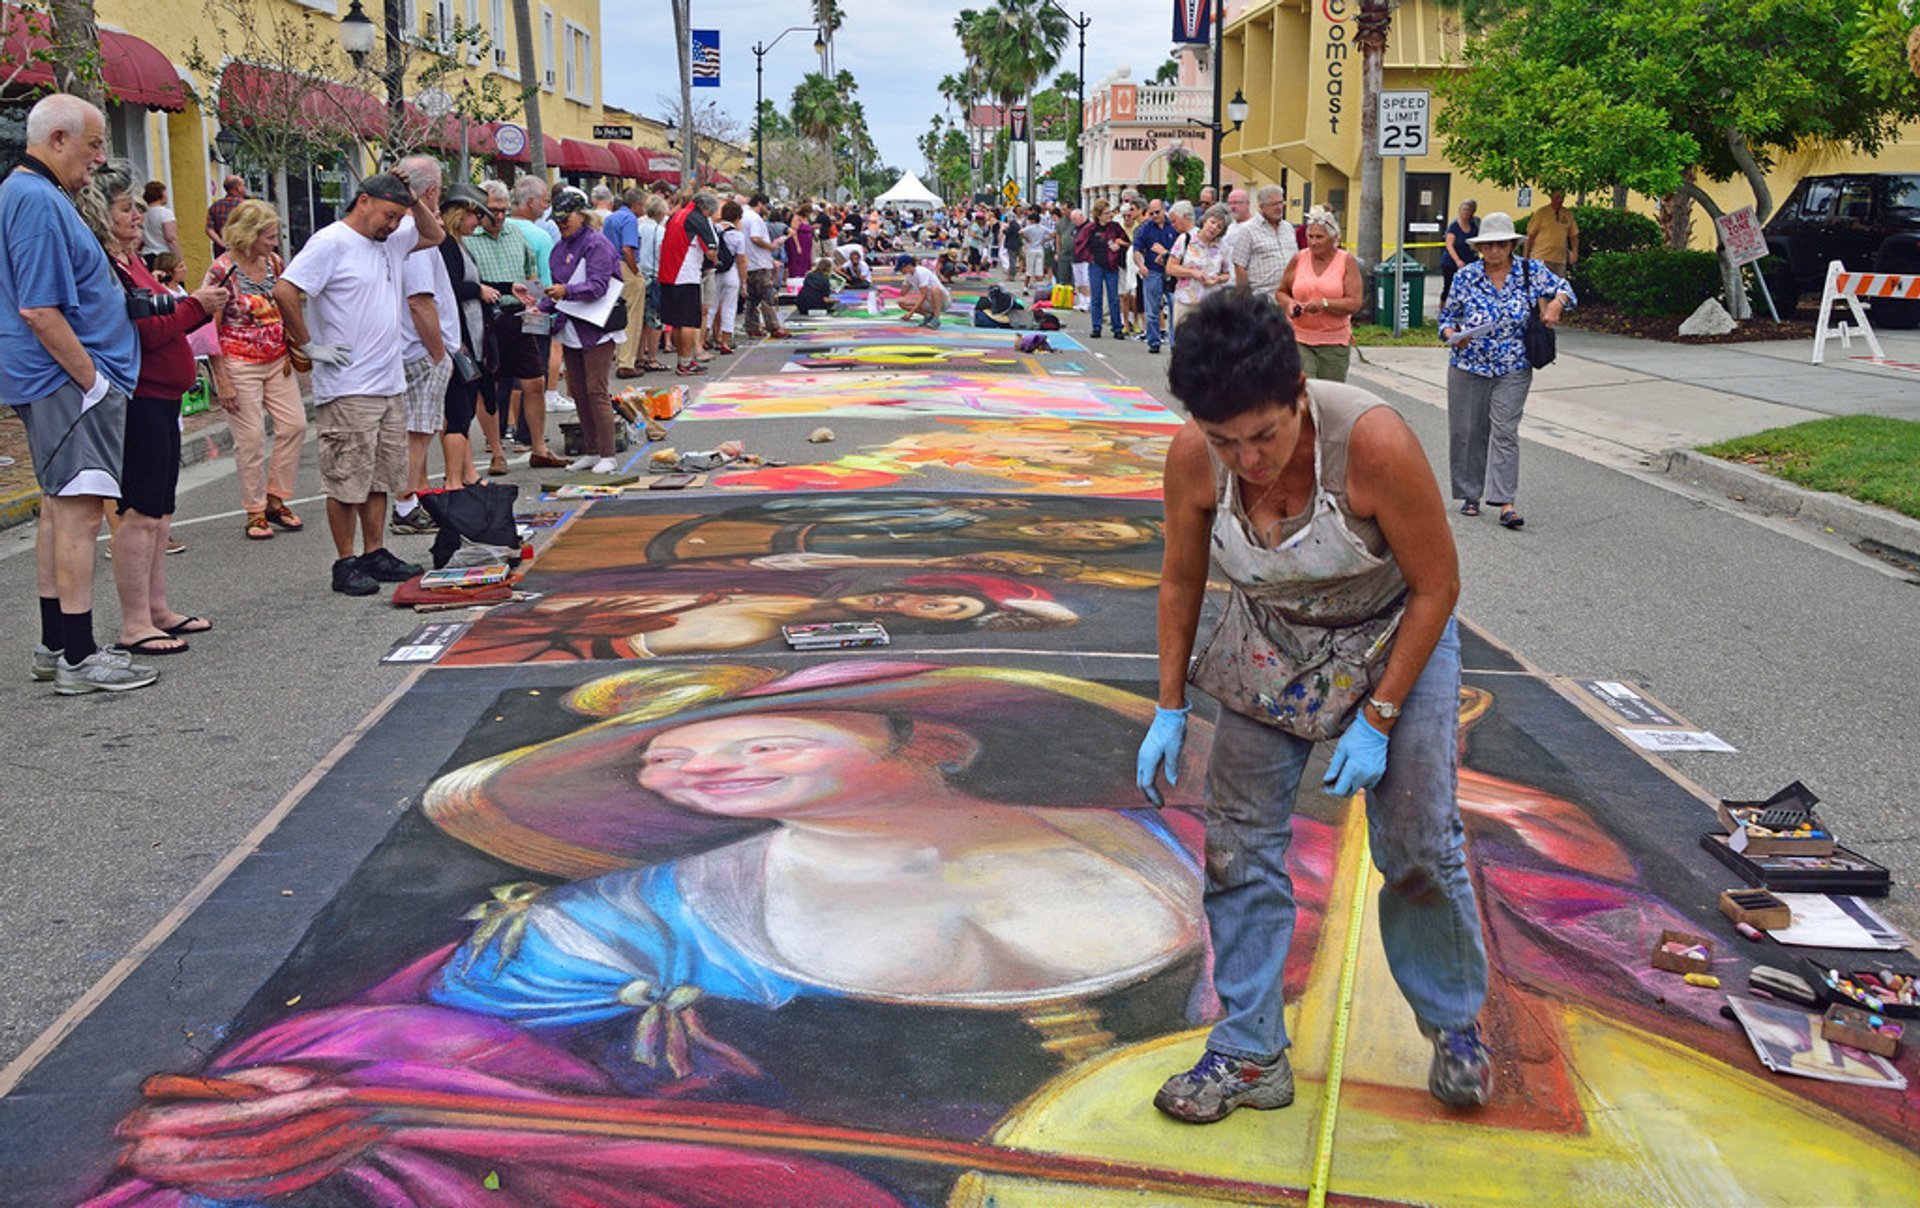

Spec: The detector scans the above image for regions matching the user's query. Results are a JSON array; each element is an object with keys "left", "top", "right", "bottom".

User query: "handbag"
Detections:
[
  {"left": 1521, "top": 256, "right": 1557, "bottom": 369},
  {"left": 450, "top": 348, "right": 482, "bottom": 383}
]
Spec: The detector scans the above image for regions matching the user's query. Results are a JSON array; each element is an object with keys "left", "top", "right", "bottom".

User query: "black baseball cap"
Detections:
[{"left": 355, "top": 173, "right": 415, "bottom": 207}]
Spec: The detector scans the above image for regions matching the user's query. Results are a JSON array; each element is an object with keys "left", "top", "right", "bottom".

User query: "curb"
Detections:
[
  {"left": 0, "top": 417, "right": 238, "bottom": 535},
  {"left": 1662, "top": 448, "right": 1920, "bottom": 560}
]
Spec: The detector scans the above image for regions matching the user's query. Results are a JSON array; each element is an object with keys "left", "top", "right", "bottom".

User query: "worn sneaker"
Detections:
[
  {"left": 31, "top": 643, "right": 61, "bottom": 682},
  {"left": 390, "top": 507, "right": 438, "bottom": 534},
  {"left": 567, "top": 454, "right": 597, "bottom": 471},
  {"left": 332, "top": 555, "right": 381, "bottom": 596},
  {"left": 1421, "top": 1022, "right": 1493, "bottom": 1107},
  {"left": 589, "top": 457, "right": 617, "bottom": 475},
  {"left": 54, "top": 648, "right": 159, "bottom": 695},
  {"left": 358, "top": 547, "right": 424, "bottom": 583},
  {"left": 1153, "top": 1049, "right": 1293, "bottom": 1123}
]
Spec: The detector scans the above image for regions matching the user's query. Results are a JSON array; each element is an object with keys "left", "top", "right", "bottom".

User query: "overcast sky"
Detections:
[{"left": 600, "top": 0, "right": 1185, "bottom": 175}]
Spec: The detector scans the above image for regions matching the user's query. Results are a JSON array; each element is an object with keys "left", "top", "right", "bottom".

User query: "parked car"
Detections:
[{"left": 1763, "top": 173, "right": 1920, "bottom": 327}]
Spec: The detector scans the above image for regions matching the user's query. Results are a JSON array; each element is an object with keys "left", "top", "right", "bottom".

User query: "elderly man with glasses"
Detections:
[{"left": 466, "top": 180, "right": 565, "bottom": 472}]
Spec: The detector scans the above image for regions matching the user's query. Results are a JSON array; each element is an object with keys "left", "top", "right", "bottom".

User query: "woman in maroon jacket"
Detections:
[{"left": 86, "top": 163, "right": 228, "bottom": 655}]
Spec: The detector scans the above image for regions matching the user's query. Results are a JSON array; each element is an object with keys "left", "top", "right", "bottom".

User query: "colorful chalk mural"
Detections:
[
  {"left": 709, "top": 418, "right": 1177, "bottom": 497},
  {"left": 63, "top": 660, "right": 1920, "bottom": 1206},
  {"left": 440, "top": 495, "right": 1168, "bottom": 665},
  {"left": 682, "top": 373, "right": 1173, "bottom": 422},
  {"left": 781, "top": 344, "right": 1087, "bottom": 378}
]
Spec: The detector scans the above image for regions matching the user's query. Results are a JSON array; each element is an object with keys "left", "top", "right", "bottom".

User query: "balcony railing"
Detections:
[{"left": 1134, "top": 85, "right": 1211, "bottom": 123}]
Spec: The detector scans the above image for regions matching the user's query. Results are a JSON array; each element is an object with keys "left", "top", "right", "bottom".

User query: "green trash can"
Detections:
[{"left": 1371, "top": 252, "right": 1428, "bottom": 328}]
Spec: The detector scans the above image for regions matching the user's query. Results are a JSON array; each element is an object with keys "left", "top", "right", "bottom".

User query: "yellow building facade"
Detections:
[
  {"left": 84, "top": 0, "right": 614, "bottom": 281},
  {"left": 1220, "top": 0, "right": 1920, "bottom": 267}
]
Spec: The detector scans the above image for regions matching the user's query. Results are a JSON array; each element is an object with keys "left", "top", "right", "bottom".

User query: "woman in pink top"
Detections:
[{"left": 1277, "top": 208, "right": 1364, "bottom": 382}]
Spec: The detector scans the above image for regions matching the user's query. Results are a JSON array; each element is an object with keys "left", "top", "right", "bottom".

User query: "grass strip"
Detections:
[{"left": 1701, "top": 415, "right": 1920, "bottom": 520}]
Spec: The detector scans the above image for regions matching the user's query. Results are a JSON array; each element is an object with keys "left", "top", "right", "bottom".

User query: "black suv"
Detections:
[{"left": 1763, "top": 173, "right": 1920, "bottom": 326}]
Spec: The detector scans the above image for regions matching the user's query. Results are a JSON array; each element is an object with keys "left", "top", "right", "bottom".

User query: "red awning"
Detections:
[
  {"left": 606, "top": 142, "right": 647, "bottom": 180},
  {"left": 1, "top": 8, "right": 188, "bottom": 111},
  {"left": 642, "top": 154, "right": 682, "bottom": 184},
  {"left": 217, "top": 62, "right": 387, "bottom": 140},
  {"left": 558, "top": 137, "right": 617, "bottom": 175}
]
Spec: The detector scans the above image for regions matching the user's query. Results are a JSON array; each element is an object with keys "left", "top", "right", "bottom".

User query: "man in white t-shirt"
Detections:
[
  {"left": 895, "top": 254, "right": 949, "bottom": 329},
  {"left": 740, "top": 193, "right": 789, "bottom": 339},
  {"left": 1020, "top": 209, "right": 1050, "bottom": 288},
  {"left": 274, "top": 171, "right": 446, "bottom": 596}
]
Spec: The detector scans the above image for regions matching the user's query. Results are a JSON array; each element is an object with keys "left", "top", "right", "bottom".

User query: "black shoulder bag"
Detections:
[{"left": 1521, "top": 256, "right": 1557, "bottom": 369}]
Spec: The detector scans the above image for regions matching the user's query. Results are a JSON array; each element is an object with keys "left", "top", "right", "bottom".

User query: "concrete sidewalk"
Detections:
[{"left": 1350, "top": 326, "right": 1920, "bottom": 558}]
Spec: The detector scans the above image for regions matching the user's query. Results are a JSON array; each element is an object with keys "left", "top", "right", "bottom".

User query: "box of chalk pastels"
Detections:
[
  {"left": 1698, "top": 833, "right": 1891, "bottom": 897},
  {"left": 1715, "top": 780, "right": 1835, "bottom": 856},
  {"left": 1820, "top": 1004, "right": 1903, "bottom": 1058},
  {"left": 1651, "top": 929, "right": 1714, "bottom": 976}
]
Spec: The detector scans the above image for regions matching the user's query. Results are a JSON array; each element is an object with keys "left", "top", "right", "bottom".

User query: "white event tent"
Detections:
[{"left": 873, "top": 171, "right": 943, "bottom": 209}]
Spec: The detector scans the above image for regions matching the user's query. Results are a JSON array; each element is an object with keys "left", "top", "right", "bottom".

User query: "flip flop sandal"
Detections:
[
  {"left": 1499, "top": 508, "right": 1526, "bottom": 530},
  {"left": 164, "top": 616, "right": 213, "bottom": 636},
  {"left": 123, "top": 634, "right": 189, "bottom": 655},
  {"left": 1460, "top": 499, "right": 1481, "bottom": 517},
  {"left": 265, "top": 506, "right": 303, "bottom": 532}
]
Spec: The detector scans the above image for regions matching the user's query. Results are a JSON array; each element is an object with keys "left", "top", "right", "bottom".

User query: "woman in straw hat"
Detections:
[{"left": 1437, "top": 210, "right": 1575, "bottom": 530}]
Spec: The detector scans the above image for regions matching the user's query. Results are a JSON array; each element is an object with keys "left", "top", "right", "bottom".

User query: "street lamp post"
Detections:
[
  {"left": 753, "top": 25, "right": 825, "bottom": 195},
  {"left": 1041, "top": 2, "right": 1088, "bottom": 206},
  {"left": 339, "top": 0, "right": 405, "bottom": 161}
]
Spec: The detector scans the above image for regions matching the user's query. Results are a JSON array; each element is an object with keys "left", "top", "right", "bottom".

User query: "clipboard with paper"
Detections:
[{"left": 554, "top": 257, "right": 621, "bottom": 328}]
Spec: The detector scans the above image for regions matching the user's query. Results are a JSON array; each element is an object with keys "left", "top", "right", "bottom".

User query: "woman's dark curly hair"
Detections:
[{"left": 1166, "top": 288, "right": 1305, "bottom": 422}]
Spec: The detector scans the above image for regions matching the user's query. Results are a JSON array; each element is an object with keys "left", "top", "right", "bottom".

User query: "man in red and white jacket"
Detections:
[{"left": 655, "top": 192, "right": 719, "bottom": 376}]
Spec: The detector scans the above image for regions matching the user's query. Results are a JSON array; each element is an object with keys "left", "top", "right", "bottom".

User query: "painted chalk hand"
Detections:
[
  {"left": 114, "top": 1065, "right": 382, "bottom": 1199},
  {"left": 1136, "top": 704, "right": 1191, "bottom": 809},
  {"left": 301, "top": 343, "right": 354, "bottom": 368},
  {"left": 1322, "top": 714, "right": 1389, "bottom": 796}
]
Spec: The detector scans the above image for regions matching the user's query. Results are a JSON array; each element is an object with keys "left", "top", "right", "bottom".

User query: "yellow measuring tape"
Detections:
[{"left": 1307, "top": 808, "right": 1374, "bottom": 1208}]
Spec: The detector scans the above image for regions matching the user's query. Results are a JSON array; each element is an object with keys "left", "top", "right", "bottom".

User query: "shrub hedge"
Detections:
[{"left": 1580, "top": 249, "right": 1725, "bottom": 316}]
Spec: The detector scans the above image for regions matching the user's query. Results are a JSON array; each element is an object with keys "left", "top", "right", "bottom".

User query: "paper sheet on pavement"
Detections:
[{"left": 1770, "top": 893, "right": 1911, "bottom": 950}]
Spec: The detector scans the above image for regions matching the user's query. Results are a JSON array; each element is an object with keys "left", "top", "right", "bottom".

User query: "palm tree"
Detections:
[
  {"left": 791, "top": 71, "right": 842, "bottom": 194},
  {"left": 1354, "top": 0, "right": 1394, "bottom": 290},
  {"left": 811, "top": 0, "right": 844, "bottom": 76},
  {"left": 969, "top": 0, "right": 1069, "bottom": 203}
]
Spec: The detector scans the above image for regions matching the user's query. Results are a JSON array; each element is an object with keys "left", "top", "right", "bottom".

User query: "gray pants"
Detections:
[{"left": 1447, "top": 364, "right": 1531, "bottom": 504}]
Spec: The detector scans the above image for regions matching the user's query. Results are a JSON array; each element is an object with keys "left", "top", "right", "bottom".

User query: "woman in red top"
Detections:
[
  {"left": 204, "top": 199, "right": 307, "bottom": 540},
  {"left": 83, "top": 163, "right": 228, "bottom": 654}
]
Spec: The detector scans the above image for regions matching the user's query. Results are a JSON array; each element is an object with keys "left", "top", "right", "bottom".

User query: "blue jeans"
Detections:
[
  {"left": 1144, "top": 271, "right": 1166, "bottom": 348},
  {"left": 1088, "top": 262, "right": 1121, "bottom": 335},
  {"left": 1201, "top": 619, "right": 1487, "bottom": 1061}
]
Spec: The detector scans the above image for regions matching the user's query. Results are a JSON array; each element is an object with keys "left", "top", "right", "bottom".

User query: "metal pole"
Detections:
[
  {"left": 382, "top": 0, "right": 404, "bottom": 161},
  {"left": 1393, "top": 156, "right": 1405, "bottom": 335},
  {"left": 1074, "top": 11, "right": 1087, "bottom": 207},
  {"left": 1208, "top": 0, "right": 1223, "bottom": 197},
  {"left": 755, "top": 46, "right": 765, "bottom": 195},
  {"left": 458, "top": 115, "right": 470, "bottom": 182}
]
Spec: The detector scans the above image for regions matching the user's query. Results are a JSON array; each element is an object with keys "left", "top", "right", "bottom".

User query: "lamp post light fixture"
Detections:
[
  {"left": 752, "top": 25, "right": 824, "bottom": 195},
  {"left": 338, "top": 0, "right": 406, "bottom": 156},
  {"left": 339, "top": 0, "right": 376, "bottom": 67},
  {"left": 212, "top": 125, "right": 241, "bottom": 164}
]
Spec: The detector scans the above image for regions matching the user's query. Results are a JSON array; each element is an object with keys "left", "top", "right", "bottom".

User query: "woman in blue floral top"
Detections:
[{"left": 1437, "top": 211, "right": 1574, "bottom": 529}]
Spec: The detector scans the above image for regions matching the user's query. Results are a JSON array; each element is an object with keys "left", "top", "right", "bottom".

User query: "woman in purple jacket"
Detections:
[{"left": 517, "top": 189, "right": 622, "bottom": 474}]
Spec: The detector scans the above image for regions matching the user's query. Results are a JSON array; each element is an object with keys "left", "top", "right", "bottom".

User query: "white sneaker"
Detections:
[
  {"left": 546, "top": 390, "right": 575, "bottom": 413},
  {"left": 590, "top": 457, "right": 617, "bottom": 475},
  {"left": 567, "top": 455, "right": 597, "bottom": 471},
  {"left": 54, "top": 648, "right": 159, "bottom": 695}
]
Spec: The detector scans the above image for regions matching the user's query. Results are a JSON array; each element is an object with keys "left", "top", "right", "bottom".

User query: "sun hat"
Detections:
[
  {"left": 420, "top": 660, "right": 1209, "bottom": 877},
  {"left": 1466, "top": 211, "right": 1523, "bottom": 244},
  {"left": 550, "top": 187, "right": 592, "bottom": 216},
  {"left": 441, "top": 183, "right": 486, "bottom": 214}
]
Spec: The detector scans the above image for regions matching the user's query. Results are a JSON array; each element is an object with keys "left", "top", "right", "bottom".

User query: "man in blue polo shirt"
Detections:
[
  {"left": 0, "top": 93, "right": 153, "bottom": 695},
  {"left": 1132, "top": 197, "right": 1176, "bottom": 354}
]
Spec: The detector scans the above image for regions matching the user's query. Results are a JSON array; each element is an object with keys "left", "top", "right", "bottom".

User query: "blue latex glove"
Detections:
[
  {"left": 1136, "top": 704, "right": 1191, "bottom": 808},
  {"left": 1322, "top": 714, "right": 1390, "bottom": 797}
]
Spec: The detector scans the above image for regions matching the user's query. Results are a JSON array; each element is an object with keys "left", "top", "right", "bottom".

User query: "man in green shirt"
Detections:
[{"left": 466, "top": 180, "right": 564, "bottom": 469}]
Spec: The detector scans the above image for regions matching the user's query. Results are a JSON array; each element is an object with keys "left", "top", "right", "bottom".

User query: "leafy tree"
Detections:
[
  {"left": 967, "top": 0, "right": 1068, "bottom": 200},
  {"left": 1149, "top": 57, "right": 1180, "bottom": 85},
  {"left": 1433, "top": 0, "right": 1920, "bottom": 318},
  {"left": 754, "top": 98, "right": 793, "bottom": 140},
  {"left": 1, "top": 2, "right": 104, "bottom": 105}
]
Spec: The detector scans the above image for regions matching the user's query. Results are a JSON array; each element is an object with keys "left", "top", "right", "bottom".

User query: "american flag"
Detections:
[{"left": 691, "top": 29, "right": 720, "bottom": 87}]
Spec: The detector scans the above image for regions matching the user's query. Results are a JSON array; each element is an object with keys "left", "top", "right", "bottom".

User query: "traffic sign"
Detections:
[
  {"left": 1377, "top": 90, "right": 1429, "bottom": 158},
  {"left": 1003, "top": 179, "right": 1020, "bottom": 203},
  {"left": 1039, "top": 180, "right": 1058, "bottom": 203},
  {"left": 494, "top": 122, "right": 528, "bottom": 158},
  {"left": 1716, "top": 205, "right": 1769, "bottom": 267}
]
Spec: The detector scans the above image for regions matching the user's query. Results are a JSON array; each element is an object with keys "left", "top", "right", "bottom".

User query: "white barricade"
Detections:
[{"left": 1810, "top": 260, "right": 1920, "bottom": 364}]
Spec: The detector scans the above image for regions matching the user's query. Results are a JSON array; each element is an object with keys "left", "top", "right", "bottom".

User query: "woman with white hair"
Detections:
[
  {"left": 1166, "top": 202, "right": 1233, "bottom": 336},
  {"left": 1277, "top": 207, "right": 1364, "bottom": 382}
]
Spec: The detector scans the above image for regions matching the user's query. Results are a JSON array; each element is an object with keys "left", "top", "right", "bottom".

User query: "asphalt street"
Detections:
[{"left": 3, "top": 314, "right": 1917, "bottom": 1077}]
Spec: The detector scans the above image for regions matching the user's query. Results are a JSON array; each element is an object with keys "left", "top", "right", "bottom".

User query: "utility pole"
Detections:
[{"left": 512, "top": 0, "right": 545, "bottom": 179}]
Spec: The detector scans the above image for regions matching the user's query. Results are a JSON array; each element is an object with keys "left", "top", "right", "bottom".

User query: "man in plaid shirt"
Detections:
[{"left": 1230, "top": 184, "right": 1299, "bottom": 300}]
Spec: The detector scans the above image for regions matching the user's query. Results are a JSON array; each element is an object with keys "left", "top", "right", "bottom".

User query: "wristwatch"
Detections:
[{"left": 1368, "top": 696, "right": 1402, "bottom": 720}]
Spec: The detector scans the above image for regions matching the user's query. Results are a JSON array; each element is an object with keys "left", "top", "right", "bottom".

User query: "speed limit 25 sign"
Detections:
[{"left": 1378, "top": 90, "right": 1429, "bottom": 157}]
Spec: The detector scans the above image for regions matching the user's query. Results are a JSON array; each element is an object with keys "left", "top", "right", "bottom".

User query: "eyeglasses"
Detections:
[{"left": 485, "top": 207, "right": 508, "bottom": 217}]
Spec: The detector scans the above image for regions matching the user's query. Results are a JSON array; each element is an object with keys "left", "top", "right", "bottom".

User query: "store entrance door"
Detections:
[{"left": 1404, "top": 172, "right": 1450, "bottom": 273}]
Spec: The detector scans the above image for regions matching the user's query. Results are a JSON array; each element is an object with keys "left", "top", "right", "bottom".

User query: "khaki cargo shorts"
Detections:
[{"left": 315, "top": 392, "right": 406, "bottom": 504}]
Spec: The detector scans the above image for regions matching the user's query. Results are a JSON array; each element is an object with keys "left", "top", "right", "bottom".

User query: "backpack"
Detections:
[{"left": 713, "top": 226, "right": 737, "bottom": 274}]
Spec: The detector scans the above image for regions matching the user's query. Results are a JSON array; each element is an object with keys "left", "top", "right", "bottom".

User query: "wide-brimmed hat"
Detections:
[
  {"left": 440, "top": 183, "right": 486, "bottom": 214},
  {"left": 1467, "top": 212, "right": 1523, "bottom": 244},
  {"left": 421, "top": 660, "right": 1210, "bottom": 878}
]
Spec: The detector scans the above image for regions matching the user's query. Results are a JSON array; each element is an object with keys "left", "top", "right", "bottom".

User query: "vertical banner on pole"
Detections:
[
  {"left": 1172, "top": 0, "right": 1212, "bottom": 44},
  {"left": 1008, "top": 106, "right": 1028, "bottom": 142},
  {"left": 691, "top": 30, "right": 721, "bottom": 87}
]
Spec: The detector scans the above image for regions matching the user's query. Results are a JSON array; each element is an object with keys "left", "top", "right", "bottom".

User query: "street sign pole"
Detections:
[{"left": 1378, "top": 89, "right": 1429, "bottom": 336}]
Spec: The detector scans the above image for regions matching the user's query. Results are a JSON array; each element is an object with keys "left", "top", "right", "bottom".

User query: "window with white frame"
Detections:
[
  {"left": 490, "top": 0, "right": 512, "bottom": 75},
  {"left": 563, "top": 22, "right": 591, "bottom": 103},
  {"left": 465, "top": 0, "right": 481, "bottom": 63},
  {"left": 430, "top": 0, "right": 452, "bottom": 49},
  {"left": 541, "top": 8, "right": 555, "bottom": 92}
]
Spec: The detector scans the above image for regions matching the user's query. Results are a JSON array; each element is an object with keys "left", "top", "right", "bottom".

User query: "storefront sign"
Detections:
[
  {"left": 1322, "top": 0, "right": 1350, "bottom": 135},
  {"left": 593, "top": 124, "right": 633, "bottom": 141},
  {"left": 493, "top": 123, "right": 527, "bottom": 158}
]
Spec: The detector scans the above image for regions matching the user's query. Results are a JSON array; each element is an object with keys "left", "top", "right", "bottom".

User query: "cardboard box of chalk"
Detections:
[
  {"left": 1651, "top": 928, "right": 1714, "bottom": 975},
  {"left": 1821, "top": 1004, "right": 1901, "bottom": 1058},
  {"left": 1718, "top": 888, "right": 1792, "bottom": 931},
  {"left": 1715, "top": 801, "right": 1836, "bottom": 856}
]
